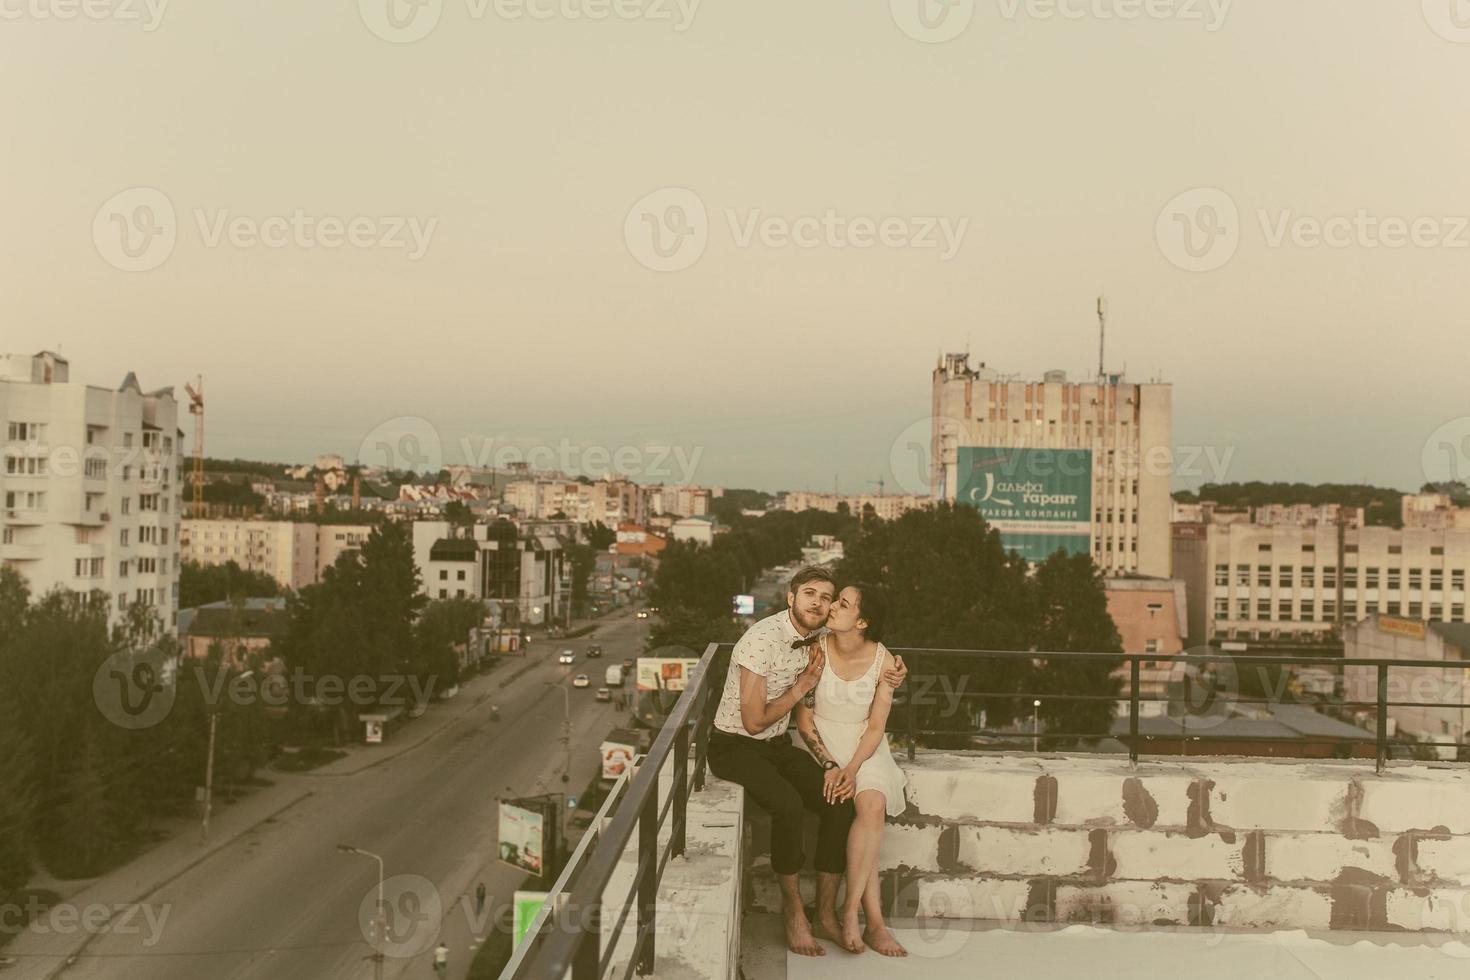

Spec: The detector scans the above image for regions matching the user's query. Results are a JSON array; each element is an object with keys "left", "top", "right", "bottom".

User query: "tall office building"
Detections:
[
  {"left": 0, "top": 351, "right": 183, "bottom": 633},
  {"left": 930, "top": 353, "right": 1173, "bottom": 577}
]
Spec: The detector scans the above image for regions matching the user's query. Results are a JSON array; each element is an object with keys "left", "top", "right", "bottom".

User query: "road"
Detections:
[{"left": 47, "top": 611, "right": 651, "bottom": 980}]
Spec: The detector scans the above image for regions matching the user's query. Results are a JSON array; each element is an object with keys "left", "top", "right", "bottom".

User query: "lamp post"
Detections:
[
  {"left": 337, "top": 844, "right": 386, "bottom": 980},
  {"left": 1032, "top": 699, "right": 1042, "bottom": 754},
  {"left": 202, "top": 668, "right": 253, "bottom": 843},
  {"left": 543, "top": 680, "right": 572, "bottom": 783}
]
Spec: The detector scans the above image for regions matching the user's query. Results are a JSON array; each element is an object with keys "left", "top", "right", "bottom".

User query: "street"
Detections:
[{"left": 17, "top": 611, "right": 650, "bottom": 980}]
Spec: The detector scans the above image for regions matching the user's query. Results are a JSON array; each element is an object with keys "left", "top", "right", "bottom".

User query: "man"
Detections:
[
  {"left": 707, "top": 566, "right": 906, "bottom": 957},
  {"left": 432, "top": 940, "right": 449, "bottom": 978}
]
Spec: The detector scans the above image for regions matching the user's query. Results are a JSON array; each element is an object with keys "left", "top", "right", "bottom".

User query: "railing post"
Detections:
[
  {"left": 1129, "top": 657, "right": 1140, "bottom": 770},
  {"left": 672, "top": 719, "right": 690, "bottom": 858},
  {"left": 1376, "top": 663, "right": 1389, "bottom": 774},
  {"left": 906, "top": 652, "right": 917, "bottom": 762},
  {"left": 637, "top": 762, "right": 659, "bottom": 975},
  {"left": 571, "top": 900, "right": 600, "bottom": 980}
]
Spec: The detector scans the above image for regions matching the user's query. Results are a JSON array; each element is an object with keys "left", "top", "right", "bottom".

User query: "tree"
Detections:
[
  {"left": 444, "top": 500, "right": 475, "bottom": 532},
  {"left": 584, "top": 521, "right": 616, "bottom": 552},
  {"left": 179, "top": 560, "right": 280, "bottom": 609},
  {"left": 0, "top": 692, "right": 36, "bottom": 898},
  {"left": 1027, "top": 552, "right": 1123, "bottom": 746},
  {"left": 410, "top": 597, "right": 485, "bottom": 700}
]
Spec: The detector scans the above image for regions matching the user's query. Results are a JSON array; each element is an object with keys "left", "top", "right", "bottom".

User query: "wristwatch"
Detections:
[{"left": 822, "top": 761, "right": 839, "bottom": 771}]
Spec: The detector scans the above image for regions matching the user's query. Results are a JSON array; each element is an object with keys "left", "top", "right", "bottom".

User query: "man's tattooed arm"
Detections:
[{"left": 794, "top": 701, "right": 836, "bottom": 766}]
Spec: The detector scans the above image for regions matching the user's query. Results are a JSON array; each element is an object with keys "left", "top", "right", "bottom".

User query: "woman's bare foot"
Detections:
[
  {"left": 839, "top": 913, "right": 865, "bottom": 954},
  {"left": 812, "top": 916, "right": 843, "bottom": 946},
  {"left": 785, "top": 908, "right": 825, "bottom": 957},
  {"left": 864, "top": 926, "right": 908, "bottom": 957}
]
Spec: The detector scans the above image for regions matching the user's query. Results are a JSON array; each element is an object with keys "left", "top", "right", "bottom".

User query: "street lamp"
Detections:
[
  {"left": 202, "top": 669, "right": 253, "bottom": 843},
  {"left": 542, "top": 680, "right": 573, "bottom": 783},
  {"left": 1032, "top": 699, "right": 1042, "bottom": 754},
  {"left": 337, "top": 844, "right": 386, "bottom": 980}
]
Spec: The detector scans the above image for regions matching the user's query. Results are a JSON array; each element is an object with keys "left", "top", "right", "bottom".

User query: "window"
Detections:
[
  {"left": 1365, "top": 601, "right": 1378, "bottom": 615},
  {"left": 1432, "top": 546, "right": 1445, "bottom": 556},
  {"left": 121, "top": 498, "right": 131, "bottom": 515},
  {"left": 1366, "top": 568, "right": 1379, "bottom": 589},
  {"left": 1430, "top": 604, "right": 1443, "bottom": 620},
  {"left": 1410, "top": 569, "right": 1423, "bottom": 590},
  {"left": 1144, "top": 639, "right": 1160, "bottom": 653},
  {"left": 119, "top": 560, "right": 129, "bottom": 578},
  {"left": 1454, "top": 570, "right": 1465, "bottom": 591},
  {"left": 438, "top": 589, "right": 447, "bottom": 599},
  {"left": 1389, "top": 545, "right": 1402, "bottom": 555},
  {"left": 117, "top": 592, "right": 126, "bottom": 611},
  {"left": 1301, "top": 600, "right": 1315, "bottom": 620},
  {"left": 1279, "top": 600, "right": 1292, "bottom": 619},
  {"left": 1280, "top": 567, "right": 1294, "bottom": 587},
  {"left": 456, "top": 589, "right": 466, "bottom": 598},
  {"left": 1236, "top": 600, "right": 1249, "bottom": 619},
  {"left": 1214, "top": 564, "right": 1229, "bottom": 587},
  {"left": 1302, "top": 567, "right": 1316, "bottom": 588},
  {"left": 4, "top": 491, "right": 46, "bottom": 511},
  {"left": 456, "top": 570, "right": 466, "bottom": 581},
  {"left": 1257, "top": 565, "right": 1272, "bottom": 587},
  {"left": 142, "top": 431, "right": 160, "bottom": 450},
  {"left": 161, "top": 529, "right": 168, "bottom": 545},
  {"left": 6, "top": 422, "right": 45, "bottom": 442},
  {"left": 1214, "top": 599, "right": 1228, "bottom": 620},
  {"left": 1409, "top": 602, "right": 1423, "bottom": 617},
  {"left": 1259, "top": 543, "right": 1273, "bottom": 552},
  {"left": 439, "top": 570, "right": 447, "bottom": 581},
  {"left": 140, "top": 494, "right": 159, "bottom": 511},
  {"left": 123, "top": 433, "right": 133, "bottom": 448},
  {"left": 1323, "top": 567, "right": 1337, "bottom": 589},
  {"left": 1257, "top": 599, "right": 1272, "bottom": 620},
  {"left": 1323, "top": 600, "right": 1337, "bottom": 619},
  {"left": 1302, "top": 543, "right": 1315, "bottom": 553},
  {"left": 1346, "top": 544, "right": 1359, "bottom": 554},
  {"left": 73, "top": 558, "right": 103, "bottom": 578},
  {"left": 1236, "top": 564, "right": 1250, "bottom": 587},
  {"left": 1344, "top": 569, "right": 1358, "bottom": 588},
  {"left": 120, "top": 529, "right": 129, "bottom": 546},
  {"left": 84, "top": 458, "right": 107, "bottom": 479},
  {"left": 4, "top": 455, "right": 47, "bottom": 476},
  {"left": 1431, "top": 569, "right": 1444, "bottom": 590},
  {"left": 1388, "top": 568, "right": 1401, "bottom": 589},
  {"left": 1454, "top": 604, "right": 1466, "bottom": 621}
]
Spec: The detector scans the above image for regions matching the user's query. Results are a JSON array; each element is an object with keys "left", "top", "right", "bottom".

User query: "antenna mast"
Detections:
[{"left": 1097, "top": 295, "right": 1107, "bottom": 381}]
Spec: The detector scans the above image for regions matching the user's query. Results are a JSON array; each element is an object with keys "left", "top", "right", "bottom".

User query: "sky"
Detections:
[{"left": 2, "top": 0, "right": 1468, "bottom": 494}]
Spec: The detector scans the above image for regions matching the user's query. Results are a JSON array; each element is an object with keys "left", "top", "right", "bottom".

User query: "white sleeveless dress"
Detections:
[{"left": 805, "top": 639, "right": 908, "bottom": 817}]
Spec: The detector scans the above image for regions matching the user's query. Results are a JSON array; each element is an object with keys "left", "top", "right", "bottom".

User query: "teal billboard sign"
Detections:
[{"left": 956, "top": 447, "right": 1093, "bottom": 562}]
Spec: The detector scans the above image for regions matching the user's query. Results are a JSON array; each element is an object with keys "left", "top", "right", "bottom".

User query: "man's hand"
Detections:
[
  {"left": 795, "top": 647, "right": 825, "bottom": 697},
  {"left": 882, "top": 655, "right": 908, "bottom": 690},
  {"left": 823, "top": 766, "right": 854, "bottom": 804}
]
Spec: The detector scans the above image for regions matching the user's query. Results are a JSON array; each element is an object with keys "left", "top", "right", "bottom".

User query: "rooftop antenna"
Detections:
[{"left": 1096, "top": 295, "right": 1107, "bottom": 382}]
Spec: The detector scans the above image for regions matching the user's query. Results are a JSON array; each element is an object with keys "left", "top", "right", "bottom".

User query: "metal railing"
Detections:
[
  {"left": 502, "top": 642, "right": 728, "bottom": 980},
  {"left": 889, "top": 647, "right": 1470, "bottom": 773},
  {"left": 502, "top": 641, "right": 1464, "bottom": 977}
]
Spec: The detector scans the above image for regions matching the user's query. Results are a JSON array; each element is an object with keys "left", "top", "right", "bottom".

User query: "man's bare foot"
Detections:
[
  {"left": 838, "top": 914, "right": 865, "bottom": 954},
  {"left": 864, "top": 926, "right": 908, "bottom": 957},
  {"left": 812, "top": 917, "right": 843, "bottom": 945},
  {"left": 785, "top": 909, "right": 825, "bottom": 957}
]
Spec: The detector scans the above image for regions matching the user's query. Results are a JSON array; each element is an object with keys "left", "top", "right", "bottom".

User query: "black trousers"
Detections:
[{"left": 707, "top": 728, "right": 854, "bottom": 876}]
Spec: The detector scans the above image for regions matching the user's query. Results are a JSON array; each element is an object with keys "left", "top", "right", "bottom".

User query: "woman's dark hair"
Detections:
[
  {"left": 848, "top": 583, "right": 889, "bottom": 643},
  {"left": 788, "top": 565, "right": 836, "bottom": 594}
]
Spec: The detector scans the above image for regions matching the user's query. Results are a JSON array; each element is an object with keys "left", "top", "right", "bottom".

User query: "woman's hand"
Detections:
[
  {"left": 824, "top": 766, "right": 855, "bottom": 804},
  {"left": 882, "top": 655, "right": 908, "bottom": 690}
]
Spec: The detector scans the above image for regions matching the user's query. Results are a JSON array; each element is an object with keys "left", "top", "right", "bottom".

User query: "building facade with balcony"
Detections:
[{"left": 0, "top": 351, "right": 182, "bottom": 633}]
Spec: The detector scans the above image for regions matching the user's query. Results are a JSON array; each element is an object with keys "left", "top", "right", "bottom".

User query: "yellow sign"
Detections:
[{"left": 1379, "top": 616, "right": 1425, "bottom": 640}]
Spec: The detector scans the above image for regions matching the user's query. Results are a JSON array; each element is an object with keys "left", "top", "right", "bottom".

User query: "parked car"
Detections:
[
  {"left": 595, "top": 687, "right": 611, "bottom": 702},
  {"left": 572, "top": 674, "right": 591, "bottom": 688},
  {"left": 605, "top": 665, "right": 625, "bottom": 686},
  {"left": 558, "top": 650, "right": 575, "bottom": 665},
  {"left": 586, "top": 645, "right": 603, "bottom": 658}
]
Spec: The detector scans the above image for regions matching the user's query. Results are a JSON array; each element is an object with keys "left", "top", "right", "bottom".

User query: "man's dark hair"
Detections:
[
  {"left": 847, "top": 583, "right": 889, "bottom": 643},
  {"left": 788, "top": 565, "right": 836, "bottom": 595}
]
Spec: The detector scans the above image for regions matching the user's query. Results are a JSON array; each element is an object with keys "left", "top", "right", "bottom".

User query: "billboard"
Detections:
[
  {"left": 636, "top": 657, "right": 700, "bottom": 692},
  {"left": 601, "top": 732, "right": 638, "bottom": 781},
  {"left": 956, "top": 447, "right": 1093, "bottom": 562},
  {"left": 512, "top": 891, "right": 550, "bottom": 949},
  {"left": 498, "top": 799, "right": 546, "bottom": 875}
]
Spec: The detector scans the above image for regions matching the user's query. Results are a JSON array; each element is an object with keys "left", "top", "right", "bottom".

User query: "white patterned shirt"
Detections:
[{"left": 713, "top": 610, "right": 817, "bottom": 740}]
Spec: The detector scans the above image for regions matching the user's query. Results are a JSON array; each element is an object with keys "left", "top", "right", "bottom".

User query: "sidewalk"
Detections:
[{"left": 0, "top": 610, "right": 625, "bottom": 979}]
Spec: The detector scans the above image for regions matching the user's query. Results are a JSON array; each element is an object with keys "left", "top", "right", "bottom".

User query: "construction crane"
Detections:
[
  {"left": 184, "top": 377, "right": 204, "bottom": 517},
  {"left": 867, "top": 477, "right": 886, "bottom": 497}
]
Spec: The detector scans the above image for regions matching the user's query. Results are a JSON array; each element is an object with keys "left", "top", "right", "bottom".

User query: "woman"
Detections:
[{"left": 794, "top": 583, "right": 908, "bottom": 956}]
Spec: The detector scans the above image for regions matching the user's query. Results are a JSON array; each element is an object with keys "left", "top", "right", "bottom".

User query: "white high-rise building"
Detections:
[
  {"left": 0, "top": 351, "right": 183, "bottom": 633},
  {"left": 930, "top": 353, "right": 1173, "bottom": 577}
]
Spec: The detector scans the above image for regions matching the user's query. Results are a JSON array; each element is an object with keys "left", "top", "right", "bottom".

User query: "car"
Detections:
[
  {"left": 586, "top": 645, "right": 603, "bottom": 658},
  {"left": 595, "top": 687, "right": 611, "bottom": 702},
  {"left": 636, "top": 610, "right": 649, "bottom": 620},
  {"left": 558, "top": 650, "right": 575, "bottom": 665},
  {"left": 572, "top": 674, "right": 590, "bottom": 688},
  {"left": 648, "top": 606, "right": 659, "bottom": 613}
]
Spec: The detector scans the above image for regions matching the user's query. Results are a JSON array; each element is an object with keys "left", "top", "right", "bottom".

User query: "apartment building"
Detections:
[
  {"left": 1174, "top": 520, "right": 1470, "bottom": 645},
  {"left": 181, "top": 520, "right": 319, "bottom": 590},
  {"left": 931, "top": 353, "right": 1173, "bottom": 577},
  {"left": 0, "top": 351, "right": 183, "bottom": 633},
  {"left": 1403, "top": 493, "right": 1470, "bottom": 531},
  {"left": 411, "top": 518, "right": 566, "bottom": 626},
  {"left": 781, "top": 490, "right": 933, "bottom": 520},
  {"left": 1104, "top": 576, "right": 1189, "bottom": 704}
]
